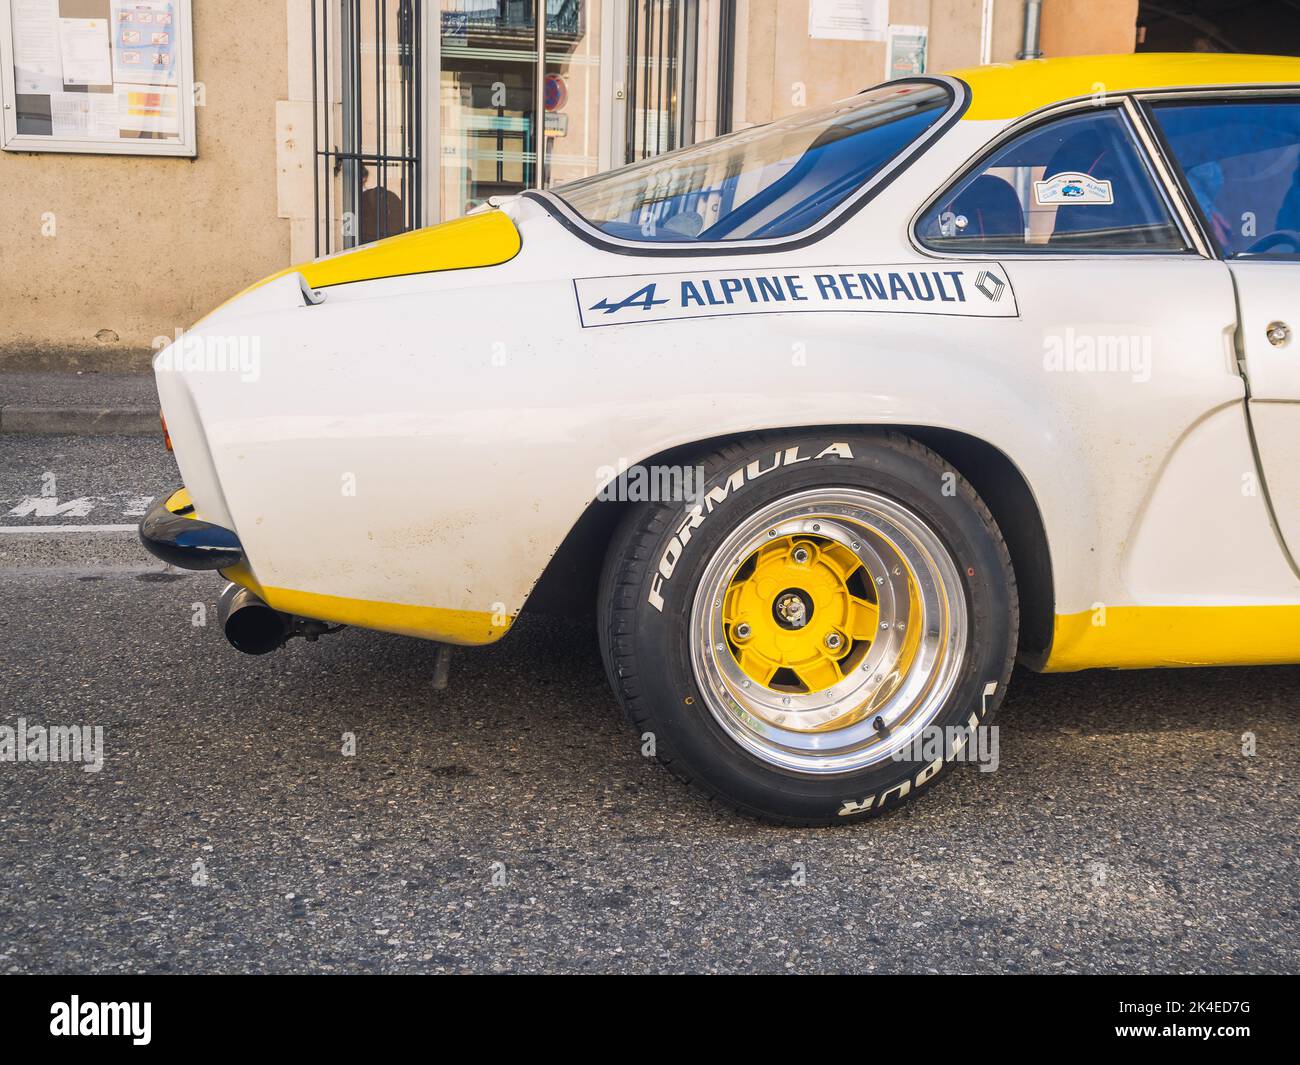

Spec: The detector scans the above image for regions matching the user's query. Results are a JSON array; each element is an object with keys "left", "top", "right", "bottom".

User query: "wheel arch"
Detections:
[{"left": 522, "top": 424, "right": 1056, "bottom": 668}]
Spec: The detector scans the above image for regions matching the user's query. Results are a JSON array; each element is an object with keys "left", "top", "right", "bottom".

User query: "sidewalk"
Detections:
[{"left": 0, "top": 371, "right": 159, "bottom": 435}]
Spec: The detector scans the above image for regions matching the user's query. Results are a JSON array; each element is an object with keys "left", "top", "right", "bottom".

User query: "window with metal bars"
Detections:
[
  {"left": 310, "top": 0, "right": 425, "bottom": 255},
  {"left": 307, "top": 1, "right": 734, "bottom": 248},
  {"left": 625, "top": 0, "right": 699, "bottom": 162}
]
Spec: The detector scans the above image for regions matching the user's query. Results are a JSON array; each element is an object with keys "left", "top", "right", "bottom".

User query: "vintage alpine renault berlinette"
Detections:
[{"left": 142, "top": 54, "right": 1300, "bottom": 823}]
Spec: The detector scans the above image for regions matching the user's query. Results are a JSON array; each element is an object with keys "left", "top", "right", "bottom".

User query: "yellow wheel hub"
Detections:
[{"left": 722, "top": 536, "right": 880, "bottom": 693}]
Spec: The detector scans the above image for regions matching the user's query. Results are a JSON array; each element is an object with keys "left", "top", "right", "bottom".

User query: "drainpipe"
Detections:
[
  {"left": 980, "top": 0, "right": 995, "bottom": 64},
  {"left": 1018, "top": 0, "right": 1044, "bottom": 59}
]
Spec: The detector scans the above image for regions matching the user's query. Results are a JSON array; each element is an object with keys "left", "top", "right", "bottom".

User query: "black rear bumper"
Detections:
[{"left": 138, "top": 489, "right": 243, "bottom": 570}]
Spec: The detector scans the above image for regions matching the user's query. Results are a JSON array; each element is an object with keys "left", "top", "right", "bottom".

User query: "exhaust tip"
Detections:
[{"left": 218, "top": 583, "right": 289, "bottom": 655}]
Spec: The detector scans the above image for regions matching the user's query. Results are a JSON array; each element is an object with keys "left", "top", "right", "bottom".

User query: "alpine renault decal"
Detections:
[{"left": 573, "top": 263, "right": 1017, "bottom": 328}]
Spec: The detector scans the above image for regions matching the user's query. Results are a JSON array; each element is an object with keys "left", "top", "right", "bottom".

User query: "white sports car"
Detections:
[{"left": 141, "top": 53, "right": 1300, "bottom": 823}]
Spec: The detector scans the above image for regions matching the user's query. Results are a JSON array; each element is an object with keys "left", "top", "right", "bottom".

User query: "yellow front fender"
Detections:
[{"left": 227, "top": 209, "right": 521, "bottom": 307}]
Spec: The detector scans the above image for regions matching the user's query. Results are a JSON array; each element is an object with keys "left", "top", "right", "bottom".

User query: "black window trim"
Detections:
[
  {"left": 910, "top": 95, "right": 1201, "bottom": 261},
  {"left": 522, "top": 75, "right": 969, "bottom": 259},
  {"left": 1138, "top": 88, "right": 1300, "bottom": 263}
]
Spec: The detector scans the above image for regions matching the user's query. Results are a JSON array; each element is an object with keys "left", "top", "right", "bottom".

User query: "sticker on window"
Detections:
[{"left": 1034, "top": 172, "right": 1114, "bottom": 206}]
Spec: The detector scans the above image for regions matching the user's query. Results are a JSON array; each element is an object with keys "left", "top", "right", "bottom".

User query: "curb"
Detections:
[{"left": 0, "top": 406, "right": 161, "bottom": 436}]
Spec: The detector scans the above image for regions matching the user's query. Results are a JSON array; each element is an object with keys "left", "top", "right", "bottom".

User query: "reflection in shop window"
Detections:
[{"left": 440, "top": 0, "right": 601, "bottom": 220}]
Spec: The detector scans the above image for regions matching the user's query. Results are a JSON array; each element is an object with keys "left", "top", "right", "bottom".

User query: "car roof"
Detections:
[{"left": 949, "top": 53, "right": 1300, "bottom": 121}]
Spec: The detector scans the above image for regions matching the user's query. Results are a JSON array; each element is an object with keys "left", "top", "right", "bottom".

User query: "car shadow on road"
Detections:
[{"left": 1002, "top": 661, "right": 1300, "bottom": 736}]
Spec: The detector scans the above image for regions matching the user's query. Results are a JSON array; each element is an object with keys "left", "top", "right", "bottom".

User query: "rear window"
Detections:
[
  {"left": 550, "top": 81, "right": 953, "bottom": 244},
  {"left": 916, "top": 108, "right": 1186, "bottom": 253}
]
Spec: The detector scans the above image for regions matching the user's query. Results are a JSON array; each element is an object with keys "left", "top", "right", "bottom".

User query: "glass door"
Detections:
[
  {"left": 542, "top": 1, "right": 605, "bottom": 189},
  {"left": 435, "top": 0, "right": 616, "bottom": 220},
  {"left": 438, "top": 1, "right": 538, "bottom": 219}
]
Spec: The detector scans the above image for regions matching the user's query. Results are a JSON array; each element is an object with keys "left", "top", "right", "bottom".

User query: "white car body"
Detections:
[{"left": 152, "top": 53, "right": 1300, "bottom": 673}]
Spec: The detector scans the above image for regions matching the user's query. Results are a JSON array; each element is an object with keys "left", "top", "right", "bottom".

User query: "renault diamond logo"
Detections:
[{"left": 974, "top": 270, "right": 1005, "bottom": 302}]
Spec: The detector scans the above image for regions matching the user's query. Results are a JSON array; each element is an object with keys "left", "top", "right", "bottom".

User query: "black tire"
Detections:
[{"left": 598, "top": 429, "right": 1018, "bottom": 825}]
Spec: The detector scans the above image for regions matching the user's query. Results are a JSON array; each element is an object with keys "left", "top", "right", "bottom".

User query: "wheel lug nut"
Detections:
[
  {"left": 824, "top": 631, "right": 843, "bottom": 650},
  {"left": 792, "top": 547, "right": 810, "bottom": 564},
  {"left": 735, "top": 622, "right": 752, "bottom": 639}
]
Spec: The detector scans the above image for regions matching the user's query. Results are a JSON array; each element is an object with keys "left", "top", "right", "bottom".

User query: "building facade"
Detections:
[{"left": 0, "top": 0, "right": 1141, "bottom": 367}]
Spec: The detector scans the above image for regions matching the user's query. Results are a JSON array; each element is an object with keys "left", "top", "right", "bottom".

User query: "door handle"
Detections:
[{"left": 1266, "top": 321, "right": 1291, "bottom": 347}]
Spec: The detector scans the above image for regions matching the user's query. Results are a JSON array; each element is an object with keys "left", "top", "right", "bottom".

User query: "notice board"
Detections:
[{"left": 0, "top": 0, "right": 195, "bottom": 155}]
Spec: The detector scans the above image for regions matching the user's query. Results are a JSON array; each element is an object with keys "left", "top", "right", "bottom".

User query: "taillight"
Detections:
[{"left": 161, "top": 413, "right": 173, "bottom": 451}]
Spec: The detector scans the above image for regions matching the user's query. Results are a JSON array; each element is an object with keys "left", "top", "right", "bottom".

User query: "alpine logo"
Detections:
[
  {"left": 974, "top": 270, "right": 1006, "bottom": 302},
  {"left": 589, "top": 283, "right": 670, "bottom": 315}
]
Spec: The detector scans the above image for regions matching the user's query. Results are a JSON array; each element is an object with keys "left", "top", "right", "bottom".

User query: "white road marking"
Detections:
[
  {"left": 9, "top": 496, "right": 97, "bottom": 518},
  {"left": 3, "top": 493, "right": 157, "bottom": 519},
  {"left": 0, "top": 524, "right": 137, "bottom": 533}
]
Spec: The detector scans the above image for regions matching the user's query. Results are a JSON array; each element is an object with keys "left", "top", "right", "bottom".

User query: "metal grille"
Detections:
[
  {"left": 311, "top": 0, "right": 425, "bottom": 255},
  {"left": 715, "top": 0, "right": 735, "bottom": 136},
  {"left": 625, "top": 0, "right": 700, "bottom": 162}
]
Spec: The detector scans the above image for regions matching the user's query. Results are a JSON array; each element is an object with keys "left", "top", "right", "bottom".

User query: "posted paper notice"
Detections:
[
  {"left": 808, "top": 0, "right": 888, "bottom": 41},
  {"left": 57, "top": 17, "right": 112, "bottom": 86},
  {"left": 12, "top": 0, "right": 63, "bottom": 94}
]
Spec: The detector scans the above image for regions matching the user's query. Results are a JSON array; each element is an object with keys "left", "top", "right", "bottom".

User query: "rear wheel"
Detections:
[{"left": 598, "top": 430, "right": 1018, "bottom": 824}]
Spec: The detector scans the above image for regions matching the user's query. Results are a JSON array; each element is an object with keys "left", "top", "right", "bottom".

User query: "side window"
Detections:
[
  {"left": 1151, "top": 99, "right": 1300, "bottom": 258},
  {"left": 917, "top": 109, "right": 1187, "bottom": 253}
]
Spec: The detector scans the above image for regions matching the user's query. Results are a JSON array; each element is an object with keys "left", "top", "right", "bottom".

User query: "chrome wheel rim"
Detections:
[{"left": 689, "top": 488, "right": 967, "bottom": 774}]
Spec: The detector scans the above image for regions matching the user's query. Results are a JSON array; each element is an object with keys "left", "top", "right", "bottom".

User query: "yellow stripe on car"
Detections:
[
  {"left": 222, "top": 561, "right": 511, "bottom": 646},
  {"left": 207, "top": 209, "right": 521, "bottom": 321},
  {"left": 295, "top": 209, "right": 521, "bottom": 289},
  {"left": 1045, "top": 604, "right": 1300, "bottom": 671},
  {"left": 953, "top": 53, "right": 1300, "bottom": 122}
]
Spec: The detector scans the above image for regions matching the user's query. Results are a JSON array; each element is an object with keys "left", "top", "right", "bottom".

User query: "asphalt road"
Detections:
[{"left": 1, "top": 434, "right": 1297, "bottom": 974}]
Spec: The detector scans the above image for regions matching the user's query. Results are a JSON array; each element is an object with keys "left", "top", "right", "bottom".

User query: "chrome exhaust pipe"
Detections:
[
  {"left": 217, "top": 583, "right": 344, "bottom": 654},
  {"left": 218, "top": 583, "right": 291, "bottom": 655}
]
